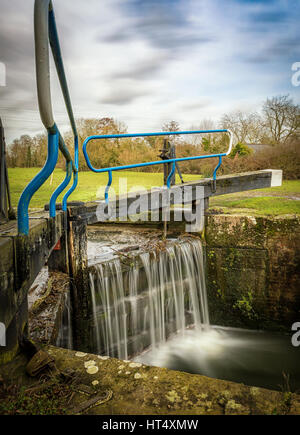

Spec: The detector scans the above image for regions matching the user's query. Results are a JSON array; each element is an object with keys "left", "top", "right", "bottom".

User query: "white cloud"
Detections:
[{"left": 0, "top": 0, "right": 299, "bottom": 143}]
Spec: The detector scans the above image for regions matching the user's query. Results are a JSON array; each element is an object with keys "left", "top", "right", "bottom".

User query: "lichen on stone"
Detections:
[
  {"left": 165, "top": 390, "right": 181, "bottom": 403},
  {"left": 217, "top": 390, "right": 231, "bottom": 406},
  {"left": 225, "top": 399, "right": 249, "bottom": 415},
  {"left": 75, "top": 352, "right": 87, "bottom": 357},
  {"left": 84, "top": 360, "right": 96, "bottom": 368},
  {"left": 129, "top": 362, "right": 142, "bottom": 368},
  {"left": 86, "top": 365, "right": 99, "bottom": 375},
  {"left": 250, "top": 387, "right": 260, "bottom": 396}
]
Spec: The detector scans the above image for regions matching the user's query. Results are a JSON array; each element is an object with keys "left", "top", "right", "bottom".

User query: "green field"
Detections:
[
  {"left": 8, "top": 168, "right": 200, "bottom": 208},
  {"left": 8, "top": 168, "right": 300, "bottom": 215},
  {"left": 210, "top": 196, "right": 300, "bottom": 215},
  {"left": 209, "top": 180, "right": 300, "bottom": 215}
]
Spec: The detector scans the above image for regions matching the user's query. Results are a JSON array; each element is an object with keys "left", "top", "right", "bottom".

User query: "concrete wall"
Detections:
[{"left": 205, "top": 215, "right": 300, "bottom": 331}]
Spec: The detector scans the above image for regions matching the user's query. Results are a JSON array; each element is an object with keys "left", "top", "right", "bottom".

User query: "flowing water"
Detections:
[
  {"left": 135, "top": 326, "right": 300, "bottom": 392},
  {"left": 56, "top": 291, "right": 73, "bottom": 350},
  {"left": 87, "top": 235, "right": 299, "bottom": 392},
  {"left": 89, "top": 239, "right": 208, "bottom": 360}
]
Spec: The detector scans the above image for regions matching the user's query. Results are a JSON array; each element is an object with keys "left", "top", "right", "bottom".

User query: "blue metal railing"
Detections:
[
  {"left": 17, "top": 1, "right": 234, "bottom": 233},
  {"left": 82, "top": 129, "right": 233, "bottom": 203},
  {"left": 17, "top": 0, "right": 78, "bottom": 235}
]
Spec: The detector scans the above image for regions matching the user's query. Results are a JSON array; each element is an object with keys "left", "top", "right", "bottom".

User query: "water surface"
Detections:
[{"left": 136, "top": 326, "right": 300, "bottom": 392}]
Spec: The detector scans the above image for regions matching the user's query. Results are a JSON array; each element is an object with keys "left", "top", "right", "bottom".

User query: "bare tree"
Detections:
[
  {"left": 161, "top": 120, "right": 181, "bottom": 145},
  {"left": 262, "top": 95, "right": 300, "bottom": 144},
  {"left": 220, "top": 110, "right": 263, "bottom": 144},
  {"left": 162, "top": 120, "right": 180, "bottom": 132},
  {"left": 188, "top": 119, "right": 216, "bottom": 146}
]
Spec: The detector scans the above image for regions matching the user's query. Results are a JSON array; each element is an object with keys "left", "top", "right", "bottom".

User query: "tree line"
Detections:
[{"left": 7, "top": 95, "right": 300, "bottom": 174}]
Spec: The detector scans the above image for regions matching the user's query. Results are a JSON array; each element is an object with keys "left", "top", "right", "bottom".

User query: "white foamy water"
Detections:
[
  {"left": 136, "top": 326, "right": 300, "bottom": 391},
  {"left": 89, "top": 239, "right": 209, "bottom": 360}
]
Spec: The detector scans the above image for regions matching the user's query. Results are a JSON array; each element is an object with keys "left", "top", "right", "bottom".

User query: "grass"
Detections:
[
  {"left": 8, "top": 168, "right": 300, "bottom": 215},
  {"left": 8, "top": 168, "right": 201, "bottom": 209},
  {"left": 253, "top": 180, "right": 300, "bottom": 195},
  {"left": 0, "top": 381, "right": 71, "bottom": 415},
  {"left": 210, "top": 197, "right": 300, "bottom": 215},
  {"left": 210, "top": 180, "right": 300, "bottom": 215}
]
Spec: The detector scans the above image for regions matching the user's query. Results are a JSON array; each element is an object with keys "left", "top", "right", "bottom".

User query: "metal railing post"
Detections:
[
  {"left": 17, "top": 0, "right": 78, "bottom": 234},
  {"left": 18, "top": 131, "right": 59, "bottom": 235},
  {"left": 49, "top": 160, "right": 72, "bottom": 217}
]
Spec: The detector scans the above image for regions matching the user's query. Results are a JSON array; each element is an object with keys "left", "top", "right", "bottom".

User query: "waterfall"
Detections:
[
  {"left": 56, "top": 291, "right": 73, "bottom": 350},
  {"left": 89, "top": 238, "right": 209, "bottom": 359}
]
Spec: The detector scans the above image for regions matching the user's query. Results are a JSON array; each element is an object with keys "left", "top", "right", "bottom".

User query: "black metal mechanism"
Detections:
[
  {"left": 159, "top": 139, "right": 184, "bottom": 186},
  {"left": 0, "top": 118, "right": 15, "bottom": 223}
]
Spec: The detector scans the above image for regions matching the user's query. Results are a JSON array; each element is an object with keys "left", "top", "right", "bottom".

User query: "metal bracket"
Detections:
[{"left": 211, "top": 179, "right": 217, "bottom": 193}]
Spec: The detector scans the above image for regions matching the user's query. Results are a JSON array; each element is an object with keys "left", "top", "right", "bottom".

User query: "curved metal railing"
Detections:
[
  {"left": 82, "top": 129, "right": 233, "bottom": 203},
  {"left": 17, "top": 1, "right": 234, "bottom": 232},
  {"left": 17, "top": 0, "right": 78, "bottom": 235}
]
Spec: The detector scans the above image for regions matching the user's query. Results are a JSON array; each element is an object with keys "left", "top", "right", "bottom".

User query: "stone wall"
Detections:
[
  {"left": 0, "top": 213, "right": 64, "bottom": 365},
  {"left": 29, "top": 271, "right": 71, "bottom": 346},
  {"left": 205, "top": 215, "right": 300, "bottom": 331}
]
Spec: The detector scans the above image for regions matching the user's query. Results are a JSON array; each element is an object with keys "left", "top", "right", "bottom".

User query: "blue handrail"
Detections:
[
  {"left": 49, "top": 160, "right": 72, "bottom": 218},
  {"left": 82, "top": 129, "right": 233, "bottom": 203},
  {"left": 18, "top": 130, "right": 59, "bottom": 234},
  {"left": 62, "top": 135, "right": 79, "bottom": 211},
  {"left": 17, "top": 0, "right": 78, "bottom": 235}
]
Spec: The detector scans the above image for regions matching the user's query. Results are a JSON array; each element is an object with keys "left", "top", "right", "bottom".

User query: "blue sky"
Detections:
[{"left": 0, "top": 0, "right": 299, "bottom": 143}]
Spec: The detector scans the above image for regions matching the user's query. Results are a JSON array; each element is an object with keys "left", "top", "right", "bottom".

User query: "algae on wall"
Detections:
[{"left": 204, "top": 215, "right": 300, "bottom": 331}]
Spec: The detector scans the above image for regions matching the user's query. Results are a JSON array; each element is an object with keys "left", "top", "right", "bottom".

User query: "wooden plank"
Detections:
[{"left": 83, "top": 170, "right": 282, "bottom": 223}]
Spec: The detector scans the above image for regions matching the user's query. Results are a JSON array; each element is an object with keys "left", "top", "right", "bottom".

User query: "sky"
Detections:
[{"left": 0, "top": 0, "right": 299, "bottom": 144}]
